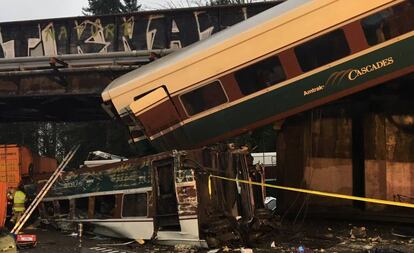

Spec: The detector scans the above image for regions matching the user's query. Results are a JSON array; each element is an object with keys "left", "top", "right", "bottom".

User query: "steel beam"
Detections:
[{"left": 0, "top": 50, "right": 175, "bottom": 73}]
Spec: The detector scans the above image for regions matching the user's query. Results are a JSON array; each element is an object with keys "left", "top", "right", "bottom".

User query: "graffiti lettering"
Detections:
[
  {"left": 194, "top": 11, "right": 214, "bottom": 41},
  {"left": 121, "top": 17, "right": 134, "bottom": 52},
  {"left": 0, "top": 4, "right": 273, "bottom": 58},
  {"left": 122, "top": 17, "right": 134, "bottom": 39},
  {"left": 27, "top": 23, "right": 57, "bottom": 57},
  {"left": 146, "top": 15, "right": 164, "bottom": 50},
  {"left": 58, "top": 26, "right": 67, "bottom": 40},
  {"left": 0, "top": 27, "right": 15, "bottom": 58},
  {"left": 105, "top": 24, "right": 115, "bottom": 40},
  {"left": 170, "top": 19, "right": 182, "bottom": 49},
  {"left": 75, "top": 19, "right": 110, "bottom": 54}
]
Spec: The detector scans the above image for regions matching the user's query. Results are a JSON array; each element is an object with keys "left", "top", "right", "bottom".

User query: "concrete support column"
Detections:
[
  {"left": 351, "top": 107, "right": 366, "bottom": 210},
  {"left": 276, "top": 116, "right": 307, "bottom": 213}
]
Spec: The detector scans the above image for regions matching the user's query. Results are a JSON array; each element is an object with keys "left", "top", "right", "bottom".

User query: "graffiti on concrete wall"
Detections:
[
  {"left": 0, "top": 27, "right": 15, "bottom": 58},
  {"left": 0, "top": 3, "right": 275, "bottom": 59},
  {"left": 194, "top": 11, "right": 214, "bottom": 41},
  {"left": 122, "top": 17, "right": 135, "bottom": 51},
  {"left": 28, "top": 23, "right": 58, "bottom": 57},
  {"left": 74, "top": 19, "right": 111, "bottom": 54}
]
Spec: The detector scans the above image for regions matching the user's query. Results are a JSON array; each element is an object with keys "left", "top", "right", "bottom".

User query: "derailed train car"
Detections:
[
  {"left": 102, "top": 0, "right": 414, "bottom": 151},
  {"left": 38, "top": 148, "right": 275, "bottom": 247}
]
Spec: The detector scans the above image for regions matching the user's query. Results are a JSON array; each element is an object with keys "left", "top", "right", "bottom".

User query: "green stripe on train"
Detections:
[{"left": 153, "top": 35, "right": 414, "bottom": 150}]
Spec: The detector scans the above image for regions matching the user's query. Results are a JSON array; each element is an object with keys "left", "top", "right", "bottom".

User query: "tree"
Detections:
[
  {"left": 123, "top": 0, "right": 141, "bottom": 13},
  {"left": 83, "top": 0, "right": 141, "bottom": 15},
  {"left": 157, "top": 0, "right": 271, "bottom": 9},
  {"left": 156, "top": 0, "right": 205, "bottom": 9},
  {"left": 209, "top": 0, "right": 254, "bottom": 5}
]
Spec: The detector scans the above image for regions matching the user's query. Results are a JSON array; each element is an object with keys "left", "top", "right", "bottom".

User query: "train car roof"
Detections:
[
  {"left": 102, "top": 0, "right": 397, "bottom": 113},
  {"left": 102, "top": 0, "right": 310, "bottom": 102}
]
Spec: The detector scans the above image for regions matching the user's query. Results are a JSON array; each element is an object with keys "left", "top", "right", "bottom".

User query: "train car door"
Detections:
[
  {"left": 129, "top": 86, "right": 190, "bottom": 150},
  {"left": 152, "top": 158, "right": 181, "bottom": 231},
  {"left": 129, "top": 86, "right": 183, "bottom": 138}
]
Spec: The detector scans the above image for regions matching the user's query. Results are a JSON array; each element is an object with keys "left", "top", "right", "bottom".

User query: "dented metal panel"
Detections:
[
  {"left": 48, "top": 161, "right": 152, "bottom": 197},
  {"left": 40, "top": 147, "right": 267, "bottom": 247},
  {"left": 175, "top": 164, "right": 198, "bottom": 216}
]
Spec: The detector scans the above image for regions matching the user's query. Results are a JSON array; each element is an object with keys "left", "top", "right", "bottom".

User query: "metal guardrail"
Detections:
[{"left": 0, "top": 49, "right": 176, "bottom": 75}]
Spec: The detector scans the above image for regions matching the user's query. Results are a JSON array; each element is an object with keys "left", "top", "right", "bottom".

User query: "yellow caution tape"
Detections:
[
  {"left": 208, "top": 175, "right": 212, "bottom": 199},
  {"left": 209, "top": 174, "right": 414, "bottom": 209}
]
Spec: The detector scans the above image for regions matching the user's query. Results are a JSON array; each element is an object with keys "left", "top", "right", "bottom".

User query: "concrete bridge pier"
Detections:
[{"left": 275, "top": 78, "right": 414, "bottom": 220}]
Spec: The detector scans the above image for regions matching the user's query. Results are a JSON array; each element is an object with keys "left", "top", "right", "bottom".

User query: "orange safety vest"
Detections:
[{"left": 13, "top": 190, "right": 26, "bottom": 212}]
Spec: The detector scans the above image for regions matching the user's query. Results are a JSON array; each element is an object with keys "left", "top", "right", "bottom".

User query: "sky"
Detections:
[{"left": 0, "top": 0, "right": 194, "bottom": 22}]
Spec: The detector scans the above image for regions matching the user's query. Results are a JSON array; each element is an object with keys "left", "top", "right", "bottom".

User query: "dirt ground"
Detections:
[
  {"left": 18, "top": 228, "right": 91, "bottom": 253},
  {"left": 17, "top": 219, "right": 414, "bottom": 253}
]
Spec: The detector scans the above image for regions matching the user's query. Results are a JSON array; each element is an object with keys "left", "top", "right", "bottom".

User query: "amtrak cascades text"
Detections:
[{"left": 348, "top": 57, "right": 394, "bottom": 81}]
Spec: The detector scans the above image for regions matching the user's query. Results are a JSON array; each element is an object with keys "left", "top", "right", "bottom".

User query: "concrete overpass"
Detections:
[{"left": 0, "top": 2, "right": 278, "bottom": 122}]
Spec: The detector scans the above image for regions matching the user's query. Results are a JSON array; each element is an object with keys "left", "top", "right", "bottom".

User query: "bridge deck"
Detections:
[{"left": 0, "top": 3, "right": 278, "bottom": 121}]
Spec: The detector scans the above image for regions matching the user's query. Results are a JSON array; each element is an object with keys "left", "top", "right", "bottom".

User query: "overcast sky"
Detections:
[{"left": 0, "top": 0, "right": 198, "bottom": 22}]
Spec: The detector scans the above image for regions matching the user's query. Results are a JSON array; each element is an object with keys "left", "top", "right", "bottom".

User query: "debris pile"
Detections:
[{"left": 203, "top": 208, "right": 281, "bottom": 249}]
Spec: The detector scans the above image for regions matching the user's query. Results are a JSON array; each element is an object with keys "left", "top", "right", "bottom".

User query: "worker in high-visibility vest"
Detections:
[{"left": 11, "top": 185, "right": 26, "bottom": 224}]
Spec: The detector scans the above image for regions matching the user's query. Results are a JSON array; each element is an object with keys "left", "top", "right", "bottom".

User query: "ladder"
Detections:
[{"left": 11, "top": 144, "right": 80, "bottom": 235}]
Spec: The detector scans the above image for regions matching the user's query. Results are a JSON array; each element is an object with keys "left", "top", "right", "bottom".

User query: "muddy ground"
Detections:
[{"left": 18, "top": 219, "right": 414, "bottom": 253}]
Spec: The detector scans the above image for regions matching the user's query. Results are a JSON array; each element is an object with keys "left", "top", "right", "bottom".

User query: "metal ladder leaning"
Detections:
[{"left": 11, "top": 144, "right": 80, "bottom": 235}]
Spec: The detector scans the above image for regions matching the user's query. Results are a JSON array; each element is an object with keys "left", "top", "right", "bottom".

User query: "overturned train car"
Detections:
[{"left": 39, "top": 148, "right": 269, "bottom": 247}]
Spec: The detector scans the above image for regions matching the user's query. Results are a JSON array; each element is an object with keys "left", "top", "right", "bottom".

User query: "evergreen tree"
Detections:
[
  {"left": 209, "top": 0, "right": 254, "bottom": 5},
  {"left": 123, "top": 0, "right": 141, "bottom": 13},
  {"left": 83, "top": 0, "right": 141, "bottom": 15},
  {"left": 159, "top": 0, "right": 267, "bottom": 9}
]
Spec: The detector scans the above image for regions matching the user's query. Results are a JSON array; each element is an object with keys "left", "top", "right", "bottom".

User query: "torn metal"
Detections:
[{"left": 39, "top": 147, "right": 279, "bottom": 248}]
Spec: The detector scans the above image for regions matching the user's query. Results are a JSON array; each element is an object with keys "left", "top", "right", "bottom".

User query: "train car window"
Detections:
[
  {"left": 58, "top": 200, "right": 70, "bottom": 214},
  {"left": 295, "top": 29, "right": 350, "bottom": 72},
  {"left": 122, "top": 193, "right": 147, "bottom": 217},
  {"left": 75, "top": 197, "right": 89, "bottom": 219},
  {"left": 362, "top": 2, "right": 414, "bottom": 46},
  {"left": 44, "top": 201, "right": 55, "bottom": 217},
  {"left": 94, "top": 195, "right": 116, "bottom": 219},
  {"left": 235, "top": 56, "right": 286, "bottom": 95},
  {"left": 180, "top": 81, "right": 228, "bottom": 116}
]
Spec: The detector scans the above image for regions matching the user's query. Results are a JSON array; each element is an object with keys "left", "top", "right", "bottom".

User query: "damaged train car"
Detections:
[
  {"left": 102, "top": 0, "right": 414, "bottom": 151},
  {"left": 38, "top": 148, "right": 275, "bottom": 247}
]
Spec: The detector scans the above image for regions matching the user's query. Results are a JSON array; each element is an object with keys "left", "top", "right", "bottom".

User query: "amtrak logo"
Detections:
[
  {"left": 304, "top": 85, "right": 325, "bottom": 96},
  {"left": 326, "top": 57, "right": 395, "bottom": 85},
  {"left": 303, "top": 56, "right": 395, "bottom": 97},
  {"left": 326, "top": 69, "right": 352, "bottom": 87}
]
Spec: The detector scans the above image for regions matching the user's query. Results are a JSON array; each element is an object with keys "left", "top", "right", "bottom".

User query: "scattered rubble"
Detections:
[
  {"left": 0, "top": 232, "right": 16, "bottom": 253},
  {"left": 17, "top": 218, "right": 414, "bottom": 253},
  {"left": 350, "top": 226, "right": 367, "bottom": 239},
  {"left": 174, "top": 244, "right": 197, "bottom": 253}
]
